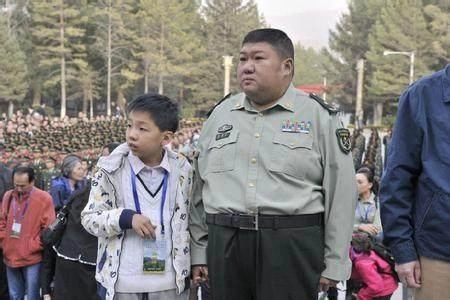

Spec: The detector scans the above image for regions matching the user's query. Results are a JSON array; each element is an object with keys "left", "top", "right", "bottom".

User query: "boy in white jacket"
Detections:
[{"left": 82, "top": 93, "right": 192, "bottom": 300}]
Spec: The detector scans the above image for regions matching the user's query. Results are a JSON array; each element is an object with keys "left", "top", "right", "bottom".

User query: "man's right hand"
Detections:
[
  {"left": 395, "top": 260, "right": 422, "bottom": 288},
  {"left": 192, "top": 265, "right": 209, "bottom": 286},
  {"left": 132, "top": 214, "right": 157, "bottom": 239}
]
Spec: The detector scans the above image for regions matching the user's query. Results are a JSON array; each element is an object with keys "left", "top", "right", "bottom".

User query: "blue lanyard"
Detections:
[
  {"left": 12, "top": 188, "right": 34, "bottom": 223},
  {"left": 357, "top": 202, "right": 373, "bottom": 223},
  {"left": 130, "top": 165, "right": 169, "bottom": 235}
]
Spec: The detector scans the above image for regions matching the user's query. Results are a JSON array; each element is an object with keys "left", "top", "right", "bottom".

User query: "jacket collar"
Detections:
[
  {"left": 231, "top": 84, "right": 297, "bottom": 113},
  {"left": 442, "top": 64, "right": 450, "bottom": 103}
]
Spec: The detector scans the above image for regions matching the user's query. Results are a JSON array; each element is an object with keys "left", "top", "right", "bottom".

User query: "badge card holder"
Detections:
[
  {"left": 143, "top": 235, "right": 167, "bottom": 273},
  {"left": 10, "top": 222, "right": 21, "bottom": 238}
]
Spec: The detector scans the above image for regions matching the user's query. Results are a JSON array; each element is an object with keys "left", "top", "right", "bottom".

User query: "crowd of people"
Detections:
[
  {"left": 0, "top": 109, "right": 202, "bottom": 170},
  {"left": 1, "top": 27, "right": 448, "bottom": 300}
]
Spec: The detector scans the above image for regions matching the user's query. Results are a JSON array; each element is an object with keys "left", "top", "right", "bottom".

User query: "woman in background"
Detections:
[
  {"left": 354, "top": 166, "right": 382, "bottom": 241},
  {"left": 42, "top": 154, "right": 85, "bottom": 299}
]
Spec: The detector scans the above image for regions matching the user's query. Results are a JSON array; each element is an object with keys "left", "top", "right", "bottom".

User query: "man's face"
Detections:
[
  {"left": 14, "top": 173, "right": 33, "bottom": 195},
  {"left": 237, "top": 42, "right": 292, "bottom": 109}
]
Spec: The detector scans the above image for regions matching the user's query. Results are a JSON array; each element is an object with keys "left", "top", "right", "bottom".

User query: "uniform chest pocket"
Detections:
[
  {"left": 269, "top": 132, "right": 313, "bottom": 179},
  {"left": 203, "top": 130, "right": 239, "bottom": 173}
]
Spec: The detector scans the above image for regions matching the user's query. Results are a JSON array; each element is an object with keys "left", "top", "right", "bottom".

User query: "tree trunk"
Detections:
[
  {"left": 373, "top": 101, "right": 383, "bottom": 126},
  {"left": 59, "top": 0, "right": 66, "bottom": 119},
  {"left": 144, "top": 59, "right": 149, "bottom": 93},
  {"left": 8, "top": 101, "right": 14, "bottom": 118},
  {"left": 158, "top": 21, "right": 164, "bottom": 94},
  {"left": 106, "top": 0, "right": 112, "bottom": 116}
]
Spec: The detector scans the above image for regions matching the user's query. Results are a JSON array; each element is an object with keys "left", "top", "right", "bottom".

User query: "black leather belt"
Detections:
[{"left": 206, "top": 213, "right": 323, "bottom": 230}]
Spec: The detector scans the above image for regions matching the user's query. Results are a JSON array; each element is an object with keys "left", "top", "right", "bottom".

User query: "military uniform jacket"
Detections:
[{"left": 190, "top": 84, "right": 357, "bottom": 281}]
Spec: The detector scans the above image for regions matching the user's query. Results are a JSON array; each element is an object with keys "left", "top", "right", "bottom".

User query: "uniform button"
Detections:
[
  {"left": 254, "top": 133, "right": 260, "bottom": 138},
  {"left": 251, "top": 158, "right": 257, "bottom": 163},
  {"left": 290, "top": 142, "right": 294, "bottom": 147},
  {"left": 248, "top": 182, "right": 254, "bottom": 187},
  {"left": 258, "top": 112, "right": 263, "bottom": 117},
  {"left": 218, "top": 142, "right": 223, "bottom": 147}
]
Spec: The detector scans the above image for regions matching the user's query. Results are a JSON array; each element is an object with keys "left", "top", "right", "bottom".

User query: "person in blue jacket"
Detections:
[
  {"left": 380, "top": 64, "right": 450, "bottom": 300},
  {"left": 50, "top": 154, "right": 85, "bottom": 211}
]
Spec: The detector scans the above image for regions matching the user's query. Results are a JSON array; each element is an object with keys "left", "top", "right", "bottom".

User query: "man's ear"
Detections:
[
  {"left": 282, "top": 58, "right": 294, "bottom": 77},
  {"left": 161, "top": 131, "right": 174, "bottom": 146}
]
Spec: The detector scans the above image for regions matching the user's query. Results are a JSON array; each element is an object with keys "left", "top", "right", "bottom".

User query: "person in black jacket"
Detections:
[
  {"left": 41, "top": 143, "right": 119, "bottom": 300},
  {"left": 0, "top": 162, "right": 13, "bottom": 300}
]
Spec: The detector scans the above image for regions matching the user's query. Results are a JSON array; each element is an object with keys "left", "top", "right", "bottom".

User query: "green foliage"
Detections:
[
  {"left": 293, "top": 43, "right": 329, "bottom": 86},
  {"left": 325, "top": 0, "right": 385, "bottom": 109},
  {"left": 29, "top": 0, "right": 87, "bottom": 117},
  {"left": 0, "top": 16, "right": 28, "bottom": 104},
  {"left": 135, "top": 0, "right": 204, "bottom": 96},
  {"left": 197, "top": 0, "right": 263, "bottom": 109},
  {"left": 90, "top": 0, "right": 139, "bottom": 113},
  {"left": 2, "top": 0, "right": 449, "bottom": 120},
  {"left": 366, "top": 0, "right": 433, "bottom": 100}
]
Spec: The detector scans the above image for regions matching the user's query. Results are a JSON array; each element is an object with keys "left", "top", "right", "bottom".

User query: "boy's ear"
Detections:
[{"left": 161, "top": 131, "right": 174, "bottom": 146}]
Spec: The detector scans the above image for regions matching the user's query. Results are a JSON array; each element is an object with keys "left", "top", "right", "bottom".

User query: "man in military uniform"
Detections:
[
  {"left": 189, "top": 28, "right": 357, "bottom": 299},
  {"left": 39, "top": 157, "right": 60, "bottom": 192}
]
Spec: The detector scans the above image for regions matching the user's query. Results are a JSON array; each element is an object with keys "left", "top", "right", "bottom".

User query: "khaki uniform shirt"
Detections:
[{"left": 190, "top": 84, "right": 357, "bottom": 280}]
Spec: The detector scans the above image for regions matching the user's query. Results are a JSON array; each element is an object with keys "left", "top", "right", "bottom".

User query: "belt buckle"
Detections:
[{"left": 239, "top": 214, "right": 259, "bottom": 231}]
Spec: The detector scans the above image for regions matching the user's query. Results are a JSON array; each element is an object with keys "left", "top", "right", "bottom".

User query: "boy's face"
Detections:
[{"left": 126, "top": 110, "right": 172, "bottom": 166}]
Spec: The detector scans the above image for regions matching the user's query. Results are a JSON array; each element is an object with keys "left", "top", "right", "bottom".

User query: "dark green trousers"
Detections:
[{"left": 207, "top": 224, "right": 325, "bottom": 300}]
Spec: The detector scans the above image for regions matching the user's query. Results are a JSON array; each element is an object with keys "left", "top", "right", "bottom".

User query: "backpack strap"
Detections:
[{"left": 1, "top": 191, "right": 14, "bottom": 218}]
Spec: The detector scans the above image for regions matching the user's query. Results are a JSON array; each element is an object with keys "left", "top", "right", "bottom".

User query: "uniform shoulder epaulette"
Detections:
[
  {"left": 206, "top": 93, "right": 232, "bottom": 117},
  {"left": 309, "top": 93, "right": 339, "bottom": 115}
]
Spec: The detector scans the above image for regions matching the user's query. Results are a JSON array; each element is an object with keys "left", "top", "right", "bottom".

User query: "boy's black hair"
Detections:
[
  {"left": 242, "top": 28, "right": 294, "bottom": 62},
  {"left": 12, "top": 166, "right": 35, "bottom": 183},
  {"left": 126, "top": 93, "right": 179, "bottom": 133}
]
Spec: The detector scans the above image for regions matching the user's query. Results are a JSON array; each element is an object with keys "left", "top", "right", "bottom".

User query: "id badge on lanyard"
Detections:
[
  {"left": 129, "top": 164, "right": 169, "bottom": 274},
  {"left": 143, "top": 234, "right": 167, "bottom": 273},
  {"left": 10, "top": 190, "right": 32, "bottom": 238}
]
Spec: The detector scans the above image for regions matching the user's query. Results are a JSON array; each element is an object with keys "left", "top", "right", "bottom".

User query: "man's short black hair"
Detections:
[
  {"left": 126, "top": 93, "right": 179, "bottom": 133},
  {"left": 242, "top": 28, "right": 294, "bottom": 62},
  {"left": 12, "top": 166, "right": 35, "bottom": 183}
]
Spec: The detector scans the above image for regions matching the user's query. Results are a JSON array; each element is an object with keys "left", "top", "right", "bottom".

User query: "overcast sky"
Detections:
[
  {"left": 256, "top": 0, "right": 348, "bottom": 16},
  {"left": 255, "top": 0, "right": 349, "bottom": 48}
]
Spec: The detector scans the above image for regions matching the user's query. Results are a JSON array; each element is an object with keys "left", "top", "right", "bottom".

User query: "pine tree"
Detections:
[
  {"left": 325, "top": 0, "right": 385, "bottom": 110},
  {"left": 135, "top": 0, "right": 204, "bottom": 96},
  {"left": 0, "top": 16, "right": 28, "bottom": 113},
  {"left": 293, "top": 43, "right": 329, "bottom": 86},
  {"left": 423, "top": 3, "right": 450, "bottom": 68},
  {"left": 366, "top": 0, "right": 434, "bottom": 124},
  {"left": 91, "top": 0, "right": 139, "bottom": 115},
  {"left": 199, "top": 0, "right": 263, "bottom": 109},
  {"left": 30, "top": 0, "right": 87, "bottom": 118}
]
